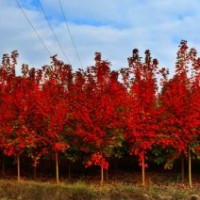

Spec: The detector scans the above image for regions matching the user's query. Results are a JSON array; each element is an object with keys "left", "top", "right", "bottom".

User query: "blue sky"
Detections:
[{"left": 1, "top": 0, "right": 200, "bottom": 75}]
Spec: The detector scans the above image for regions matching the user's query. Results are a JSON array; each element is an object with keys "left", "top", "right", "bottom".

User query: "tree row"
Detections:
[{"left": 0, "top": 40, "right": 200, "bottom": 187}]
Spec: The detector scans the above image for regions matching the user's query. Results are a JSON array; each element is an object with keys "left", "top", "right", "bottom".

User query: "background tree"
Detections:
[
  {"left": 123, "top": 49, "right": 159, "bottom": 186},
  {"left": 158, "top": 41, "right": 200, "bottom": 187},
  {"left": 73, "top": 53, "right": 126, "bottom": 186}
]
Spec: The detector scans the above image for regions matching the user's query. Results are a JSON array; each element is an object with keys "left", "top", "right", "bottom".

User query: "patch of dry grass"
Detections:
[{"left": 0, "top": 173, "right": 200, "bottom": 200}]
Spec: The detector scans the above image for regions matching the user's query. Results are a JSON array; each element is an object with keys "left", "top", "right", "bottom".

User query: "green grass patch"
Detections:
[{"left": 0, "top": 180, "right": 99, "bottom": 200}]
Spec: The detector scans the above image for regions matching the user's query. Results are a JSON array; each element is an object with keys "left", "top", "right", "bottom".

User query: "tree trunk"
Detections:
[
  {"left": 33, "top": 165, "right": 37, "bottom": 179},
  {"left": 68, "top": 160, "right": 71, "bottom": 180},
  {"left": 188, "top": 147, "right": 192, "bottom": 187},
  {"left": 55, "top": 152, "right": 60, "bottom": 184},
  {"left": 141, "top": 155, "right": 145, "bottom": 187},
  {"left": 181, "top": 154, "right": 184, "bottom": 182},
  {"left": 81, "top": 154, "right": 84, "bottom": 177},
  {"left": 17, "top": 156, "right": 20, "bottom": 182},
  {"left": 2, "top": 154, "right": 5, "bottom": 176},
  {"left": 105, "top": 169, "right": 108, "bottom": 181},
  {"left": 100, "top": 163, "right": 104, "bottom": 187},
  {"left": 114, "top": 159, "right": 118, "bottom": 175}
]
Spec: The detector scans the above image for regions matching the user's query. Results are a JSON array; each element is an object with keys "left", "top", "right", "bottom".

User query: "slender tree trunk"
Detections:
[
  {"left": 100, "top": 163, "right": 104, "bottom": 187},
  {"left": 188, "top": 147, "right": 192, "bottom": 188},
  {"left": 141, "top": 155, "right": 145, "bottom": 187},
  {"left": 114, "top": 159, "right": 118, "bottom": 175},
  {"left": 68, "top": 160, "right": 71, "bottom": 180},
  {"left": 33, "top": 165, "right": 37, "bottom": 179},
  {"left": 17, "top": 155, "right": 20, "bottom": 182},
  {"left": 2, "top": 154, "right": 5, "bottom": 176},
  {"left": 181, "top": 154, "right": 184, "bottom": 182},
  {"left": 81, "top": 154, "right": 84, "bottom": 177},
  {"left": 55, "top": 152, "right": 60, "bottom": 184},
  {"left": 105, "top": 169, "right": 108, "bottom": 181}
]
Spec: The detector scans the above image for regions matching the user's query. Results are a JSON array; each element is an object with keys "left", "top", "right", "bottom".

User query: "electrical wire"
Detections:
[
  {"left": 58, "top": 0, "right": 83, "bottom": 68},
  {"left": 37, "top": 0, "right": 70, "bottom": 63},
  {"left": 15, "top": 0, "right": 51, "bottom": 57}
]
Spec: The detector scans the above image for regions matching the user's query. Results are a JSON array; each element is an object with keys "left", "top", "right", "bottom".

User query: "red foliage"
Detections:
[
  {"left": 1, "top": 41, "right": 200, "bottom": 175},
  {"left": 53, "top": 142, "right": 69, "bottom": 153},
  {"left": 86, "top": 152, "right": 109, "bottom": 170},
  {"left": 194, "top": 146, "right": 200, "bottom": 154},
  {"left": 123, "top": 49, "right": 159, "bottom": 165},
  {"left": 158, "top": 40, "right": 200, "bottom": 159},
  {"left": 71, "top": 53, "right": 127, "bottom": 169}
]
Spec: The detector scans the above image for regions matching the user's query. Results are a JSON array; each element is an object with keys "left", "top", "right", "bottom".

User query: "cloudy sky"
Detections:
[{"left": 1, "top": 0, "right": 200, "bottom": 75}]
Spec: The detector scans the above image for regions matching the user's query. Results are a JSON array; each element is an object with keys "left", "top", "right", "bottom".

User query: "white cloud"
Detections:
[{"left": 1, "top": 0, "right": 200, "bottom": 76}]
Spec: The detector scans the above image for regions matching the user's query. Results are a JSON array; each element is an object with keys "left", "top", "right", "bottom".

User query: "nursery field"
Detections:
[{"left": 1, "top": 41, "right": 200, "bottom": 199}]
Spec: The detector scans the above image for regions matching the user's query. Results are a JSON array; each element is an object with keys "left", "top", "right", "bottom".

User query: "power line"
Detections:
[
  {"left": 15, "top": 0, "right": 51, "bottom": 57},
  {"left": 58, "top": 0, "right": 83, "bottom": 68},
  {"left": 37, "top": 0, "right": 70, "bottom": 63}
]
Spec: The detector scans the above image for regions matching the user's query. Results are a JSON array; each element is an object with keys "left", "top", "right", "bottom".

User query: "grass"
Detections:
[
  {"left": 0, "top": 173, "right": 200, "bottom": 199},
  {"left": 0, "top": 180, "right": 99, "bottom": 200}
]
